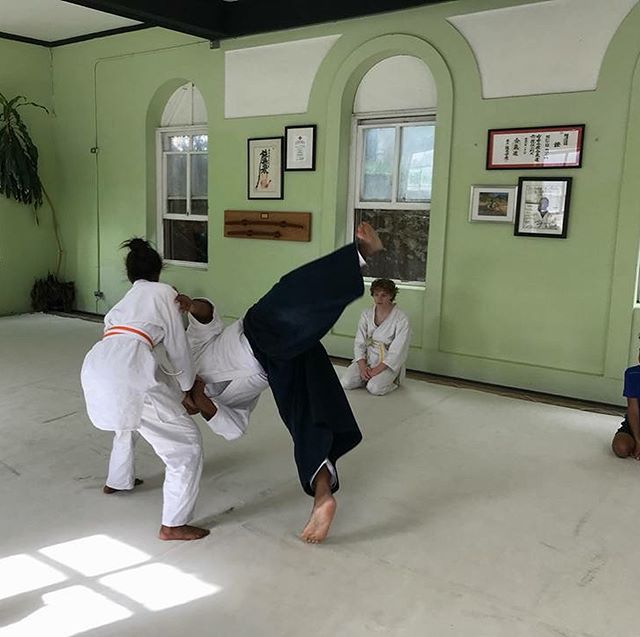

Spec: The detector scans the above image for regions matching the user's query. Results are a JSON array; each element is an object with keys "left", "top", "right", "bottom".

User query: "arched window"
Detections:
[
  {"left": 350, "top": 56, "right": 437, "bottom": 284},
  {"left": 156, "top": 83, "right": 208, "bottom": 265}
]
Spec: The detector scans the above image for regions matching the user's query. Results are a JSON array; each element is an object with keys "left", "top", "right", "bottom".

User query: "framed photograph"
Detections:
[
  {"left": 469, "top": 185, "right": 517, "bottom": 222},
  {"left": 514, "top": 177, "right": 572, "bottom": 238},
  {"left": 487, "top": 125, "right": 585, "bottom": 170},
  {"left": 247, "top": 136, "right": 284, "bottom": 199},
  {"left": 285, "top": 125, "right": 316, "bottom": 171}
]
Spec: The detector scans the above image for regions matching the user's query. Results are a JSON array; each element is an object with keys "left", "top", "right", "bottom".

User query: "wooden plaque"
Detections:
[{"left": 224, "top": 210, "right": 311, "bottom": 242}]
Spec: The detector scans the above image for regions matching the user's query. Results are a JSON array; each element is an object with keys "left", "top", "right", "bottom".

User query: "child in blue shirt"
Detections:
[{"left": 612, "top": 363, "right": 640, "bottom": 459}]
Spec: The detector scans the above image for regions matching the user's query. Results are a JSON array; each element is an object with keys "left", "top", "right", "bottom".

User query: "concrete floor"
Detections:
[{"left": 0, "top": 313, "right": 635, "bottom": 637}]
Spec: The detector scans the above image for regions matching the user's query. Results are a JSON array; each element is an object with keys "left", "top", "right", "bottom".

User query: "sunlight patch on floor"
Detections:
[
  {"left": 39, "top": 534, "right": 150, "bottom": 577},
  {"left": 100, "top": 563, "right": 221, "bottom": 611},
  {"left": 0, "top": 534, "right": 220, "bottom": 637},
  {"left": 0, "top": 555, "right": 67, "bottom": 601}
]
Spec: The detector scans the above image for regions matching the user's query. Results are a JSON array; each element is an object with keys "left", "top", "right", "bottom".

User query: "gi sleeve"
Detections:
[
  {"left": 383, "top": 313, "right": 411, "bottom": 373},
  {"left": 202, "top": 373, "right": 267, "bottom": 440},
  {"left": 353, "top": 310, "right": 369, "bottom": 362},
  {"left": 160, "top": 290, "right": 197, "bottom": 392},
  {"left": 204, "top": 401, "right": 256, "bottom": 441}
]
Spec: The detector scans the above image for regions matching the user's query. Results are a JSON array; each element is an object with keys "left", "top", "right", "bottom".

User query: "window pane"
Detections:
[
  {"left": 192, "top": 134, "right": 208, "bottom": 151},
  {"left": 163, "top": 135, "right": 190, "bottom": 152},
  {"left": 190, "top": 154, "right": 208, "bottom": 198},
  {"left": 167, "top": 199, "right": 187, "bottom": 214},
  {"left": 355, "top": 208, "right": 429, "bottom": 283},
  {"left": 191, "top": 199, "right": 208, "bottom": 215},
  {"left": 166, "top": 155, "right": 187, "bottom": 197},
  {"left": 163, "top": 220, "right": 208, "bottom": 263},
  {"left": 360, "top": 127, "right": 395, "bottom": 202},
  {"left": 398, "top": 125, "right": 434, "bottom": 202}
]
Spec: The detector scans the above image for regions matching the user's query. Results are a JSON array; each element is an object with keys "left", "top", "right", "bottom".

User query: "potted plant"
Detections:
[{"left": 0, "top": 90, "right": 74, "bottom": 311}]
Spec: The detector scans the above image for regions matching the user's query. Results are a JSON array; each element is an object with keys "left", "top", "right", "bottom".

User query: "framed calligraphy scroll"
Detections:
[
  {"left": 247, "top": 136, "right": 284, "bottom": 199},
  {"left": 285, "top": 125, "right": 316, "bottom": 171},
  {"left": 487, "top": 125, "right": 585, "bottom": 170}
]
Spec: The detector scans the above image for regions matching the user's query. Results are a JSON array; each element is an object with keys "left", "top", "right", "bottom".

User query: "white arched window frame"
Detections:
[
  {"left": 156, "top": 126, "right": 208, "bottom": 267},
  {"left": 348, "top": 109, "right": 437, "bottom": 286},
  {"left": 156, "top": 83, "right": 208, "bottom": 267}
]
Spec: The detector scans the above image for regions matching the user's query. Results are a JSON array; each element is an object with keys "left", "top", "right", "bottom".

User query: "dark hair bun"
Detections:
[
  {"left": 121, "top": 237, "right": 150, "bottom": 253},
  {"left": 120, "top": 237, "right": 163, "bottom": 283}
]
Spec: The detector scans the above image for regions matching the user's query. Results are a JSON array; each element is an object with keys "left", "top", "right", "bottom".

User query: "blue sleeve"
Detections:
[{"left": 623, "top": 366, "right": 640, "bottom": 398}]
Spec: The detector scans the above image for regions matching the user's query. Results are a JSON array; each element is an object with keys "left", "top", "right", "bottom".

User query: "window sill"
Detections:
[
  {"left": 363, "top": 277, "right": 425, "bottom": 291},
  {"left": 164, "top": 260, "right": 208, "bottom": 270}
]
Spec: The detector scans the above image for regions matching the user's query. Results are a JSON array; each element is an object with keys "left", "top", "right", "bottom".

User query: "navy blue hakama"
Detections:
[{"left": 243, "top": 243, "right": 364, "bottom": 495}]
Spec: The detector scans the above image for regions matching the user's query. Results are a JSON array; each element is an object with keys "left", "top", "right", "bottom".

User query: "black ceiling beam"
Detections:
[
  {"left": 62, "top": 0, "right": 227, "bottom": 40},
  {"left": 222, "top": 0, "right": 441, "bottom": 38},
  {"left": 61, "top": 0, "right": 448, "bottom": 43}
]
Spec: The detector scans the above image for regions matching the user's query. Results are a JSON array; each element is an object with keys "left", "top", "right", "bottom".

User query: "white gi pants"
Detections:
[
  {"left": 105, "top": 402, "right": 203, "bottom": 527},
  {"left": 340, "top": 362, "right": 399, "bottom": 396}
]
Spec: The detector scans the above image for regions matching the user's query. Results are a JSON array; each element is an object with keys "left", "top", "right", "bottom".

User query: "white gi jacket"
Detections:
[
  {"left": 81, "top": 280, "right": 196, "bottom": 431},
  {"left": 187, "top": 302, "right": 268, "bottom": 441},
  {"left": 353, "top": 305, "right": 411, "bottom": 377}
]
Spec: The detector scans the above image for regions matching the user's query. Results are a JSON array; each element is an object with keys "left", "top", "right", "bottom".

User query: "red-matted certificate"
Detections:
[{"left": 486, "top": 125, "right": 584, "bottom": 169}]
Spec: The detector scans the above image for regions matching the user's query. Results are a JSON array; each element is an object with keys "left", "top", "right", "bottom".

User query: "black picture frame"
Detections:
[
  {"left": 284, "top": 124, "right": 316, "bottom": 171},
  {"left": 247, "top": 136, "right": 284, "bottom": 200},
  {"left": 514, "top": 177, "right": 572, "bottom": 238}
]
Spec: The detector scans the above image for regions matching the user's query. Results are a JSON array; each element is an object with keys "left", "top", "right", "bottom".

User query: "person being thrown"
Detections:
[{"left": 180, "top": 222, "right": 384, "bottom": 543}]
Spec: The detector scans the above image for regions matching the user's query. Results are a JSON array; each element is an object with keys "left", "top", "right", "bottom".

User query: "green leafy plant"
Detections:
[
  {"left": 0, "top": 90, "right": 72, "bottom": 309},
  {"left": 0, "top": 92, "right": 47, "bottom": 209}
]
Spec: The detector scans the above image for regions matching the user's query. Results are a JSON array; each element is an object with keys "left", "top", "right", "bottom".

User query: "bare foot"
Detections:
[
  {"left": 355, "top": 222, "right": 383, "bottom": 258},
  {"left": 300, "top": 494, "right": 337, "bottom": 544},
  {"left": 158, "top": 524, "right": 210, "bottom": 541},
  {"left": 103, "top": 478, "right": 144, "bottom": 494}
]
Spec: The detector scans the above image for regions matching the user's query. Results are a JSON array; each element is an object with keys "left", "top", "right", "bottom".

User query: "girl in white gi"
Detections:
[
  {"left": 81, "top": 239, "right": 208, "bottom": 541},
  {"left": 341, "top": 278, "right": 411, "bottom": 396}
]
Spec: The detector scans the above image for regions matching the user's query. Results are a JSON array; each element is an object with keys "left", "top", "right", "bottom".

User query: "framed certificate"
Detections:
[{"left": 487, "top": 125, "right": 584, "bottom": 170}]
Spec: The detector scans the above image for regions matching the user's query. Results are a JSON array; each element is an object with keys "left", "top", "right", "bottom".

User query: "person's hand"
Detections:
[
  {"left": 175, "top": 293, "right": 193, "bottom": 314},
  {"left": 191, "top": 377, "right": 217, "bottom": 420},
  {"left": 367, "top": 363, "right": 386, "bottom": 378},
  {"left": 182, "top": 391, "right": 199, "bottom": 415},
  {"left": 357, "top": 360, "right": 370, "bottom": 381}
]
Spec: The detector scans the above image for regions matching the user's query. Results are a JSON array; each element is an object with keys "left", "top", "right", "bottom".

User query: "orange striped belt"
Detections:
[{"left": 103, "top": 325, "right": 154, "bottom": 348}]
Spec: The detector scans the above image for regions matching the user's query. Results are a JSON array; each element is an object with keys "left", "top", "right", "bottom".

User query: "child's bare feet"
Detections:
[
  {"left": 355, "top": 222, "right": 383, "bottom": 258},
  {"left": 158, "top": 524, "right": 210, "bottom": 541},
  {"left": 103, "top": 478, "right": 144, "bottom": 494},
  {"left": 300, "top": 466, "right": 336, "bottom": 543}
]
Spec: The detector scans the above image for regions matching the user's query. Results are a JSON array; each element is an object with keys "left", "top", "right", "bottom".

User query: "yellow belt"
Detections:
[{"left": 365, "top": 337, "right": 386, "bottom": 364}]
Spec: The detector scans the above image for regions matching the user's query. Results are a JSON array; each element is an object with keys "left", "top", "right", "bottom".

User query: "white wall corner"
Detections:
[
  {"left": 447, "top": 0, "right": 639, "bottom": 98},
  {"left": 224, "top": 34, "right": 341, "bottom": 118}
]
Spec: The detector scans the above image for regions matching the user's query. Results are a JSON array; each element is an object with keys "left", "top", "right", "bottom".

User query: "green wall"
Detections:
[
  {"left": 0, "top": 39, "right": 58, "bottom": 315},
  {"left": 4, "top": 0, "right": 640, "bottom": 404}
]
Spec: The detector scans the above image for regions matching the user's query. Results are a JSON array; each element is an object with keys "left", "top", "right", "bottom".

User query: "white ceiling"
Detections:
[{"left": 0, "top": 0, "right": 141, "bottom": 43}]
